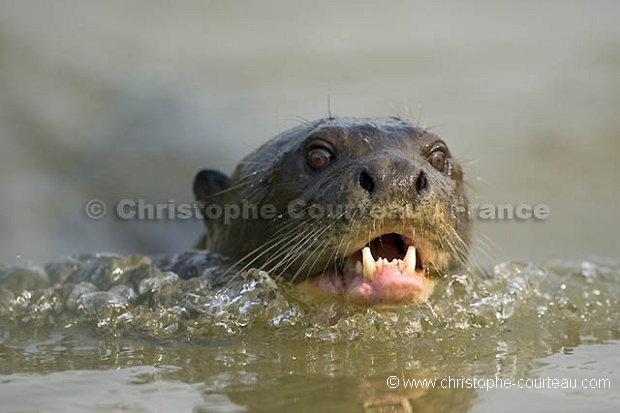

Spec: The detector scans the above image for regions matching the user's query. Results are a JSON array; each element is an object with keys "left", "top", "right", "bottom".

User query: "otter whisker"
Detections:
[
  {"left": 227, "top": 213, "right": 320, "bottom": 274},
  {"left": 279, "top": 115, "right": 314, "bottom": 126},
  {"left": 275, "top": 213, "right": 348, "bottom": 281},
  {"left": 260, "top": 220, "right": 326, "bottom": 275},
  {"left": 444, "top": 223, "right": 469, "bottom": 256},
  {"left": 290, "top": 238, "right": 331, "bottom": 284},
  {"left": 295, "top": 211, "right": 351, "bottom": 280},
  {"left": 234, "top": 161, "right": 273, "bottom": 166},
  {"left": 218, "top": 211, "right": 320, "bottom": 281},
  {"left": 287, "top": 216, "right": 349, "bottom": 282},
  {"left": 471, "top": 230, "right": 502, "bottom": 256},
  {"left": 253, "top": 214, "right": 325, "bottom": 271},
  {"left": 423, "top": 299, "right": 438, "bottom": 319},
  {"left": 268, "top": 221, "right": 330, "bottom": 278},
  {"left": 331, "top": 210, "right": 360, "bottom": 271},
  {"left": 201, "top": 170, "right": 268, "bottom": 201}
]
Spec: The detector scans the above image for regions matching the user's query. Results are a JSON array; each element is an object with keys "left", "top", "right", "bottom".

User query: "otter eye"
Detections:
[
  {"left": 307, "top": 147, "right": 333, "bottom": 170},
  {"left": 429, "top": 149, "right": 447, "bottom": 172}
]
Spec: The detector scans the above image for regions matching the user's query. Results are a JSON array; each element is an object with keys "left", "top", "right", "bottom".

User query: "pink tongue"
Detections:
[{"left": 317, "top": 260, "right": 425, "bottom": 306}]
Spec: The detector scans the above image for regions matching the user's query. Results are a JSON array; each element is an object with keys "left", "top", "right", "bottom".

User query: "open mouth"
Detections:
[{"left": 313, "top": 233, "right": 433, "bottom": 306}]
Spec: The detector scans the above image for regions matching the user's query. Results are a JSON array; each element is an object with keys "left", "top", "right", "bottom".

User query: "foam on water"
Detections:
[{"left": 1, "top": 253, "right": 618, "bottom": 356}]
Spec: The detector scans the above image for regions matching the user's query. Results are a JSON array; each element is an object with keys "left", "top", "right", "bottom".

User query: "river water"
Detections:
[
  {"left": 1, "top": 254, "right": 619, "bottom": 412},
  {"left": 0, "top": 2, "right": 619, "bottom": 412}
]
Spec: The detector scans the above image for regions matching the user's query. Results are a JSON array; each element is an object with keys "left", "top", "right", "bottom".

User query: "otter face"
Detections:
[{"left": 194, "top": 117, "right": 469, "bottom": 307}]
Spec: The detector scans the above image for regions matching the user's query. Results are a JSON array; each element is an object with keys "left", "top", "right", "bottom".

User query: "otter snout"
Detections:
[{"left": 357, "top": 156, "right": 430, "bottom": 200}]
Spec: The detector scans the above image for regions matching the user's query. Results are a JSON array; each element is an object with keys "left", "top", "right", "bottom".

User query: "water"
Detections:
[{"left": 1, "top": 255, "right": 618, "bottom": 412}]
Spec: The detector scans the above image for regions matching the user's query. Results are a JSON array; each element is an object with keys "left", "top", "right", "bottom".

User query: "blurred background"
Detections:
[{"left": 0, "top": 1, "right": 618, "bottom": 267}]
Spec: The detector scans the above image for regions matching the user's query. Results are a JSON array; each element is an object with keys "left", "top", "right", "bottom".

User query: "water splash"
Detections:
[{"left": 1, "top": 253, "right": 619, "bottom": 355}]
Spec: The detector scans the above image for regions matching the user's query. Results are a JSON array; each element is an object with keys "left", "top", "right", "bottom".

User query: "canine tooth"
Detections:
[
  {"left": 362, "top": 247, "right": 375, "bottom": 280},
  {"left": 404, "top": 246, "right": 417, "bottom": 271},
  {"left": 355, "top": 261, "right": 363, "bottom": 274}
]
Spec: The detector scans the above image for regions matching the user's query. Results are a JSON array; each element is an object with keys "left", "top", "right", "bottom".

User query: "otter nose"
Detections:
[{"left": 357, "top": 157, "right": 430, "bottom": 199}]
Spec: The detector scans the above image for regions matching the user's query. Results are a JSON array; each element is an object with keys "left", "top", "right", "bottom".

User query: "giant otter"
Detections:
[{"left": 193, "top": 117, "right": 469, "bottom": 307}]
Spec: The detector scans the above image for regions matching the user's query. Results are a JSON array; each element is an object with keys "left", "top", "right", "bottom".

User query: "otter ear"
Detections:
[{"left": 193, "top": 169, "right": 232, "bottom": 204}]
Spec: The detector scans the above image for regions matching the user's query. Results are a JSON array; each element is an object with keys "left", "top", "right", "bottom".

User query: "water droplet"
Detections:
[{"left": 581, "top": 262, "right": 596, "bottom": 278}]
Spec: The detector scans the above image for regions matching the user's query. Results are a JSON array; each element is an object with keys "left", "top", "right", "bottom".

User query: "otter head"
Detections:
[{"left": 194, "top": 117, "right": 469, "bottom": 307}]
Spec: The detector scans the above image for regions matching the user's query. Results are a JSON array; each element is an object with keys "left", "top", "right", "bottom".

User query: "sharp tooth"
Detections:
[
  {"left": 404, "top": 245, "right": 417, "bottom": 271},
  {"left": 362, "top": 246, "right": 376, "bottom": 280}
]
